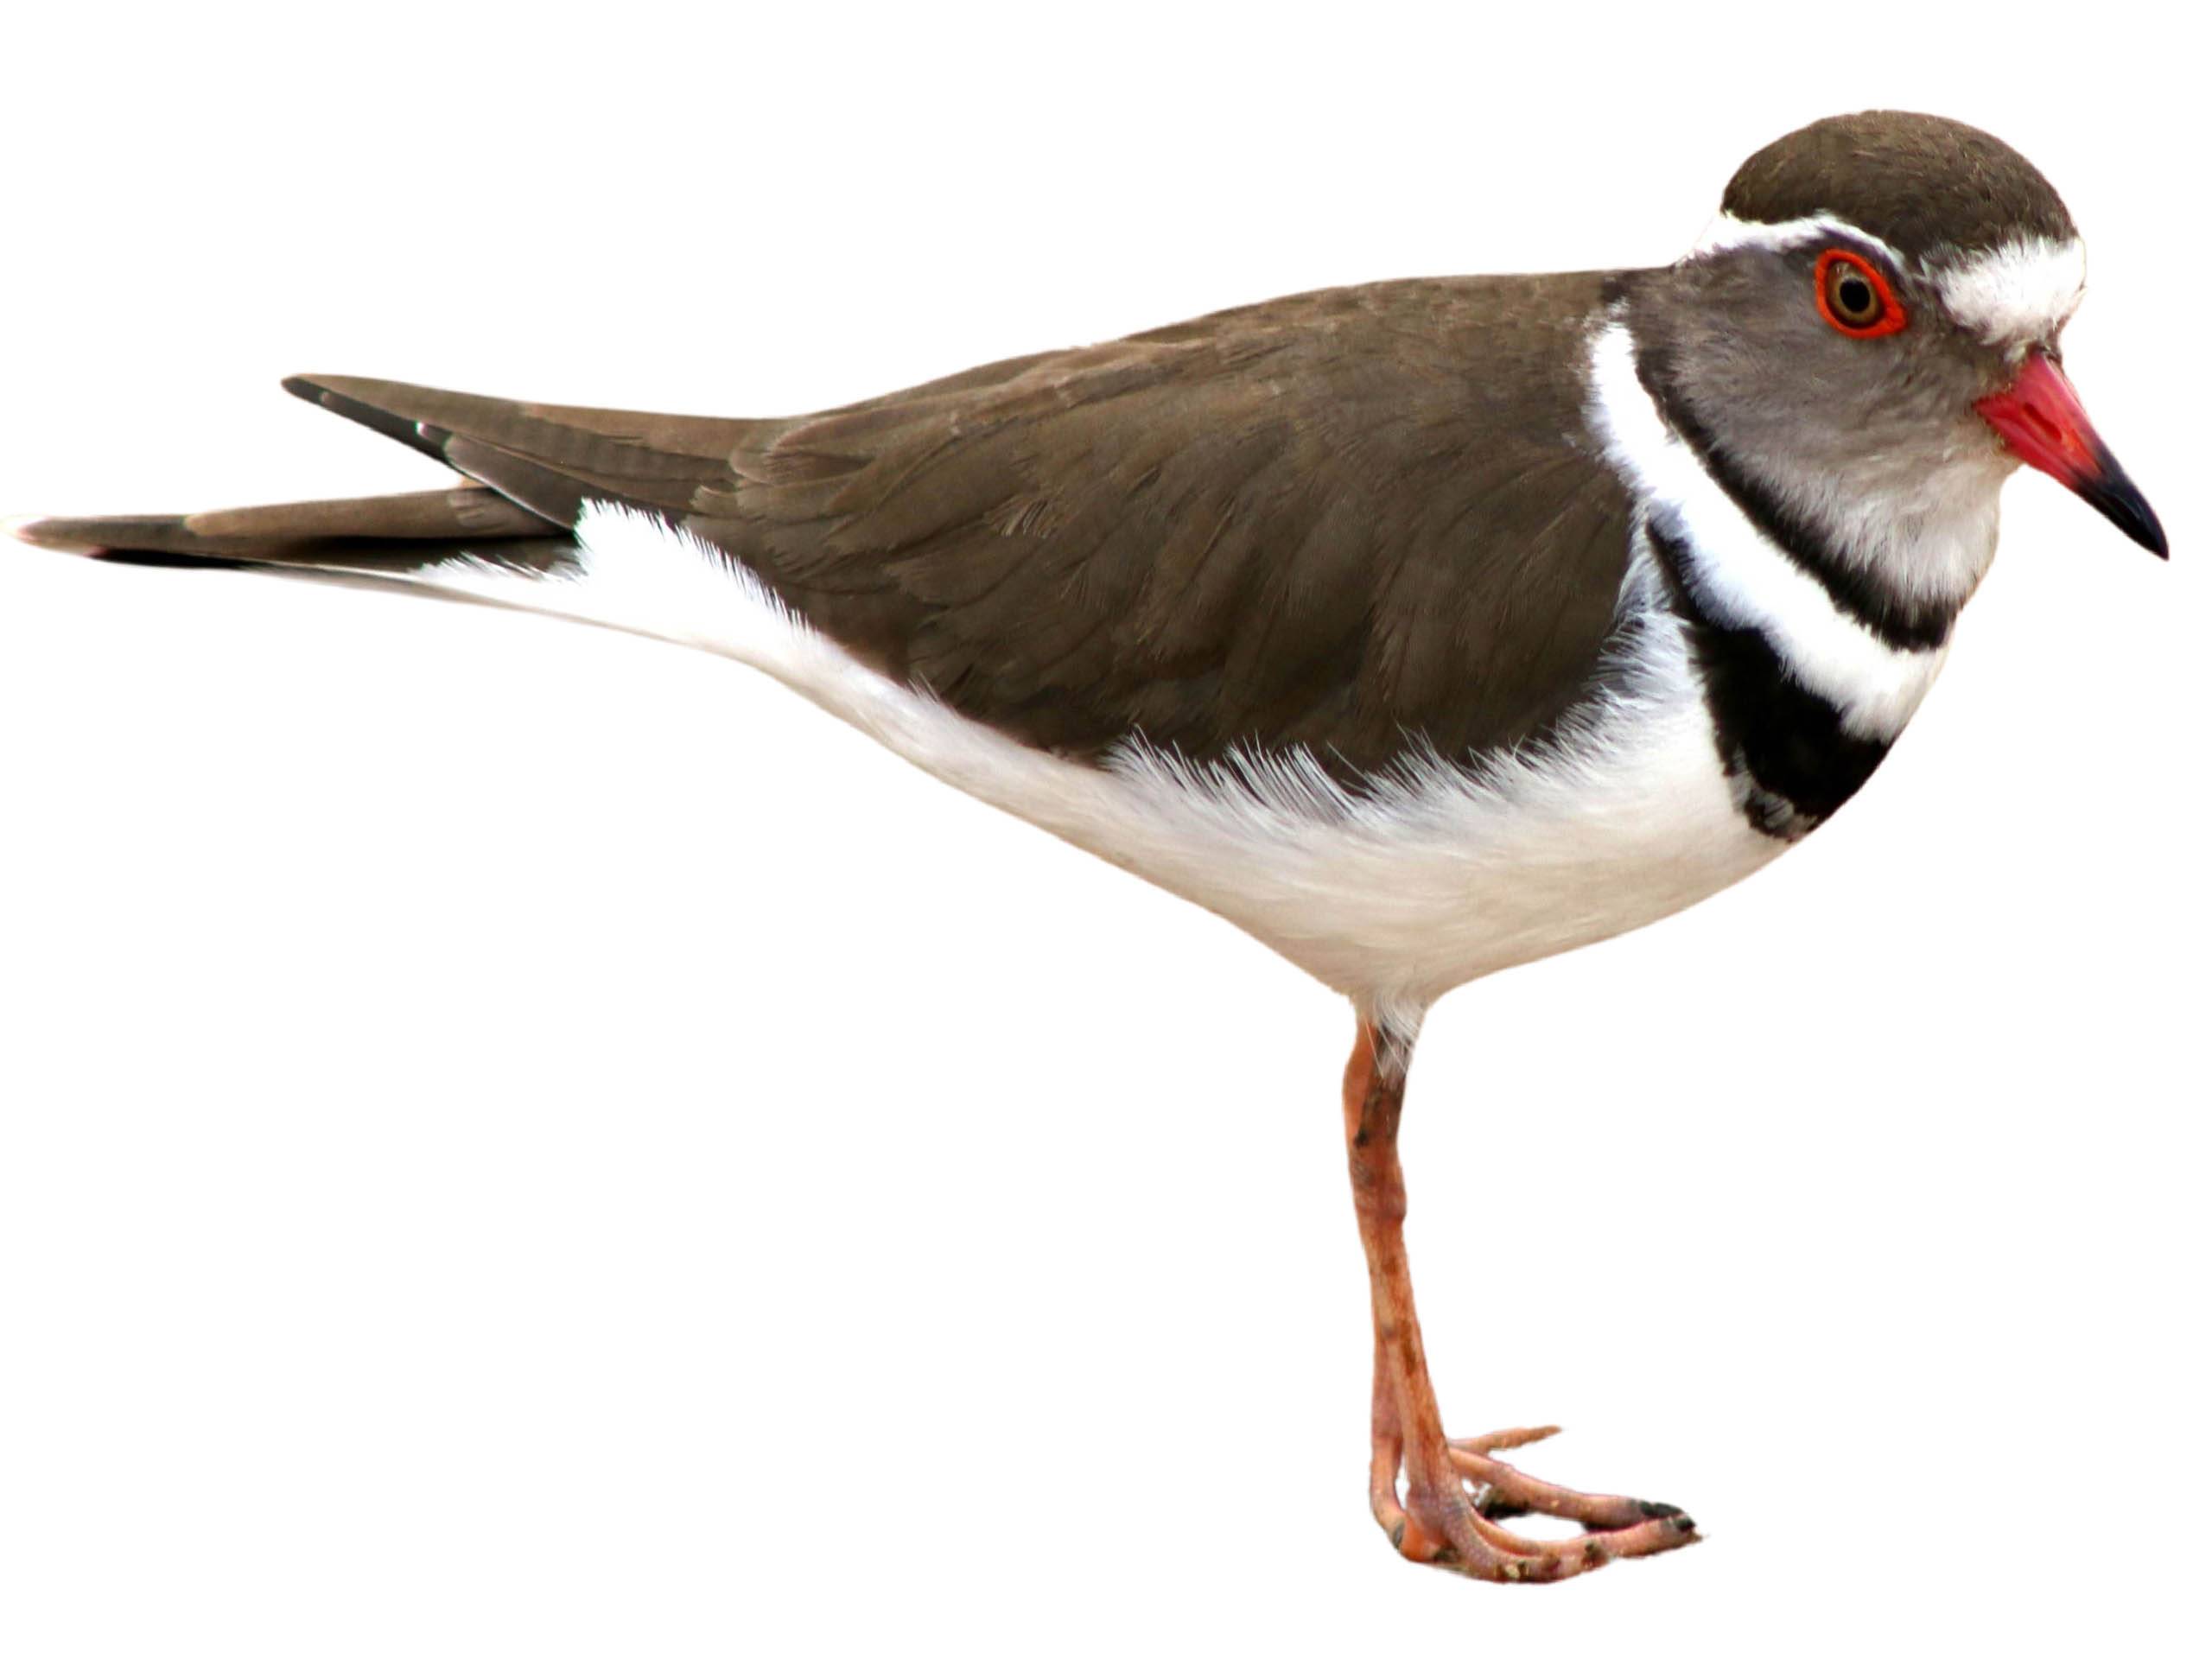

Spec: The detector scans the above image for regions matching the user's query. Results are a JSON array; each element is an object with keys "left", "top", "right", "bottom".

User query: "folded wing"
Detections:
[{"left": 52, "top": 274, "right": 1640, "bottom": 779}]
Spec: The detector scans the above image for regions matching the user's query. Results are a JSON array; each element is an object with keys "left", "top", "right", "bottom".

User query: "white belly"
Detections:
[
  {"left": 413, "top": 505, "right": 1782, "bottom": 1035},
  {"left": 1071, "top": 586, "right": 1786, "bottom": 1029}
]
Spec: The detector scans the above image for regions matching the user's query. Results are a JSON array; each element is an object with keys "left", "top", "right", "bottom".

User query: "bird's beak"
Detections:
[{"left": 1974, "top": 350, "right": 2167, "bottom": 557}]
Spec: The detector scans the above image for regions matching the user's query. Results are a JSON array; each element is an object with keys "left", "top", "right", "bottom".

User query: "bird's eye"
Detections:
[{"left": 1815, "top": 249, "right": 1905, "bottom": 339}]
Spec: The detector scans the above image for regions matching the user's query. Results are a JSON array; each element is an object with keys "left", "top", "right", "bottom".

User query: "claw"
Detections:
[{"left": 1382, "top": 1425, "right": 1702, "bottom": 1581}]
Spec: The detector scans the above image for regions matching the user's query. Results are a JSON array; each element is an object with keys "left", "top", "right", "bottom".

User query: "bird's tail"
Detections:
[
  {"left": 8, "top": 371, "right": 810, "bottom": 664},
  {"left": 10, "top": 479, "right": 811, "bottom": 678},
  {"left": 8, "top": 486, "right": 582, "bottom": 592}
]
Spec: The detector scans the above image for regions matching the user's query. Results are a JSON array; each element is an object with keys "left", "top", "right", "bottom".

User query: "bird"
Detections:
[{"left": 8, "top": 109, "right": 2167, "bottom": 1585}]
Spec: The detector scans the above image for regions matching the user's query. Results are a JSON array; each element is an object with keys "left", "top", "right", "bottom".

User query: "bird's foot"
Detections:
[{"left": 1373, "top": 1424, "right": 1699, "bottom": 1583}]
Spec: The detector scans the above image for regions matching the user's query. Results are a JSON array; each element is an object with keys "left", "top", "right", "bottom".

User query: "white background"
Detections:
[{"left": 2, "top": 4, "right": 2204, "bottom": 1656}]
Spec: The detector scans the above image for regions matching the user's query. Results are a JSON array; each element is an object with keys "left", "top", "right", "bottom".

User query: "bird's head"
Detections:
[{"left": 1623, "top": 111, "right": 2164, "bottom": 630}]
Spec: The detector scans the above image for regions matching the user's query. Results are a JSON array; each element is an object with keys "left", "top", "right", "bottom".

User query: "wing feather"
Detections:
[{"left": 287, "top": 273, "right": 1637, "bottom": 776}]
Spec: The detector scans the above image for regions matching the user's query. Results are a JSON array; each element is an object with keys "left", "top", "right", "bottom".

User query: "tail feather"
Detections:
[
  {"left": 12, "top": 486, "right": 555, "bottom": 565},
  {"left": 11, "top": 487, "right": 582, "bottom": 605},
  {"left": 11, "top": 370, "right": 752, "bottom": 573},
  {"left": 7, "top": 372, "right": 740, "bottom": 626}
]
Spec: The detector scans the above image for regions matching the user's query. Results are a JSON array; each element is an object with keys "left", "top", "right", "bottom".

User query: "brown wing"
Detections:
[{"left": 288, "top": 272, "right": 1635, "bottom": 775}]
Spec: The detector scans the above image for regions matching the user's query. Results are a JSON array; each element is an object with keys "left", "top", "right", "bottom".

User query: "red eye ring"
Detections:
[{"left": 1815, "top": 249, "right": 1907, "bottom": 339}]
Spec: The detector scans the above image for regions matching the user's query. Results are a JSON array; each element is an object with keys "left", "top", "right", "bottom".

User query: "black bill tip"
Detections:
[{"left": 2081, "top": 453, "right": 2169, "bottom": 559}]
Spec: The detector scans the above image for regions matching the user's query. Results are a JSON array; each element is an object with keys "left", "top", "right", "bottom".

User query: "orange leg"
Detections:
[{"left": 1342, "top": 1018, "right": 1699, "bottom": 1582}]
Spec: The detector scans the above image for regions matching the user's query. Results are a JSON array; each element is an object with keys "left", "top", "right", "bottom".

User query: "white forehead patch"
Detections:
[
  {"left": 1933, "top": 235, "right": 2087, "bottom": 346},
  {"left": 1689, "top": 210, "right": 1905, "bottom": 268}
]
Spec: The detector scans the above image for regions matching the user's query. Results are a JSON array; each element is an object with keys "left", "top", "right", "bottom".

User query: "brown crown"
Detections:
[{"left": 1722, "top": 111, "right": 2077, "bottom": 262}]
